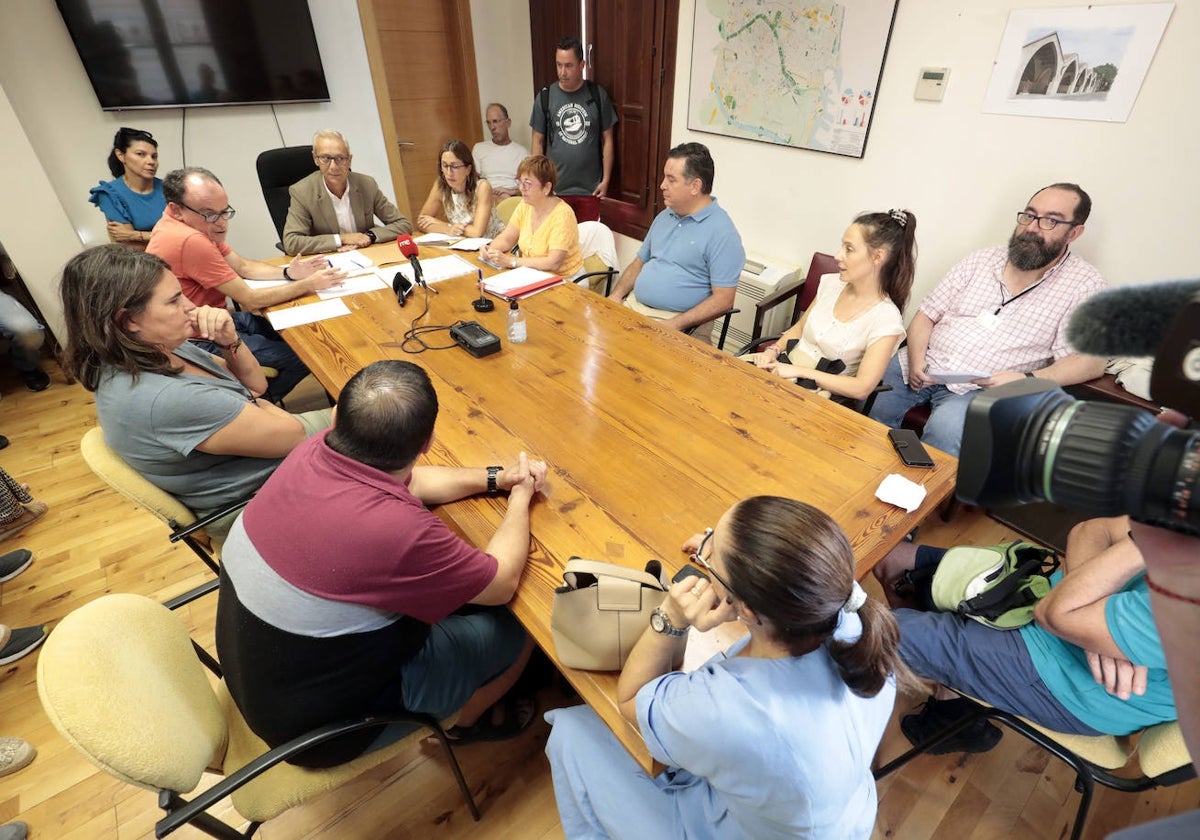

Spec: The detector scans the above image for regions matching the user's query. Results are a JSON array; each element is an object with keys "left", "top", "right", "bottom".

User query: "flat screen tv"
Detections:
[{"left": 56, "top": 0, "right": 331, "bottom": 110}]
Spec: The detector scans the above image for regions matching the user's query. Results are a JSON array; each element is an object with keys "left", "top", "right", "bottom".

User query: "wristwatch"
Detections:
[
  {"left": 486, "top": 465, "right": 502, "bottom": 494},
  {"left": 1025, "top": 371, "right": 1036, "bottom": 378},
  {"left": 366, "top": 229, "right": 378, "bottom": 244},
  {"left": 650, "top": 606, "right": 687, "bottom": 637}
]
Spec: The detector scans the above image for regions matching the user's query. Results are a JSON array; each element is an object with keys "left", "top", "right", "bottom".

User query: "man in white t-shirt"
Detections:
[{"left": 473, "top": 103, "right": 528, "bottom": 200}]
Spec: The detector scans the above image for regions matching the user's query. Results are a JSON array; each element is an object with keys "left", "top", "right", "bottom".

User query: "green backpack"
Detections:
[{"left": 901, "top": 541, "right": 1060, "bottom": 630}]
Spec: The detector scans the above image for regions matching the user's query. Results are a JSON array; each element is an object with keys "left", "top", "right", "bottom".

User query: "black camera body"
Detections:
[{"left": 958, "top": 292, "right": 1200, "bottom": 536}]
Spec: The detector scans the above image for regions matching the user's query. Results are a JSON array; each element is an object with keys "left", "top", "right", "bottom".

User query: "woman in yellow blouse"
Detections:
[{"left": 481, "top": 155, "right": 583, "bottom": 279}]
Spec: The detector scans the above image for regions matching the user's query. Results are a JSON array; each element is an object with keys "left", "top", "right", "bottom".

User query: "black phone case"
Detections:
[
  {"left": 888, "top": 429, "right": 935, "bottom": 468},
  {"left": 672, "top": 564, "right": 710, "bottom": 584}
]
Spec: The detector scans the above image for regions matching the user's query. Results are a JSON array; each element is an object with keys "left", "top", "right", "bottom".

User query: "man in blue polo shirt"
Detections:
[
  {"left": 874, "top": 516, "right": 1176, "bottom": 753},
  {"left": 608, "top": 142, "right": 744, "bottom": 343}
]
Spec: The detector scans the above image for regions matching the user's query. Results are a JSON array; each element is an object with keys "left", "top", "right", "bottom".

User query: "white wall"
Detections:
[
  {"left": 0, "top": 0, "right": 392, "bottom": 337},
  {"left": 668, "top": 0, "right": 1199, "bottom": 312},
  {"left": 471, "top": 1, "right": 1200, "bottom": 306},
  {"left": 470, "top": 0, "right": 536, "bottom": 149}
]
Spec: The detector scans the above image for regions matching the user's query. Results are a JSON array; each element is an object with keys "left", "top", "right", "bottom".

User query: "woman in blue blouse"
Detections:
[
  {"left": 88, "top": 127, "right": 165, "bottom": 250},
  {"left": 546, "top": 496, "right": 909, "bottom": 839}
]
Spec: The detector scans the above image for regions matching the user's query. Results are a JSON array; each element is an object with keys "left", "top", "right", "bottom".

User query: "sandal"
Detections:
[{"left": 446, "top": 696, "right": 537, "bottom": 744}]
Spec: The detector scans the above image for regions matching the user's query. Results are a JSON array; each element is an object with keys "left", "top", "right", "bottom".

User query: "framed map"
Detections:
[{"left": 688, "top": 1, "right": 900, "bottom": 158}]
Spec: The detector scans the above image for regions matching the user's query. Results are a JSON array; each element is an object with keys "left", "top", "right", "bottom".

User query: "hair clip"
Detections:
[{"left": 888, "top": 209, "right": 908, "bottom": 227}]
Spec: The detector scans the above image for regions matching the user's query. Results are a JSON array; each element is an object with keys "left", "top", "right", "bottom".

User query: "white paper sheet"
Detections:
[
  {"left": 928, "top": 369, "right": 990, "bottom": 384},
  {"left": 315, "top": 273, "right": 388, "bottom": 300},
  {"left": 392, "top": 254, "right": 477, "bottom": 285},
  {"left": 325, "top": 250, "right": 376, "bottom": 276},
  {"left": 875, "top": 473, "right": 928, "bottom": 513},
  {"left": 243, "top": 278, "right": 288, "bottom": 289},
  {"left": 266, "top": 299, "right": 352, "bottom": 330},
  {"left": 414, "top": 232, "right": 459, "bottom": 245},
  {"left": 449, "top": 237, "right": 493, "bottom": 251}
]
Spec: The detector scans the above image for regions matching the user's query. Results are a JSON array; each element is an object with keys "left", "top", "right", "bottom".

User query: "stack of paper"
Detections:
[
  {"left": 481, "top": 266, "right": 563, "bottom": 299},
  {"left": 449, "top": 237, "right": 493, "bottom": 251},
  {"left": 391, "top": 254, "right": 477, "bottom": 285},
  {"left": 414, "top": 232, "right": 459, "bottom": 246}
]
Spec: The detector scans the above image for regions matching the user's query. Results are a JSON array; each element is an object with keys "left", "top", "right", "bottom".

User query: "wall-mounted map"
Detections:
[{"left": 688, "top": 1, "right": 899, "bottom": 158}]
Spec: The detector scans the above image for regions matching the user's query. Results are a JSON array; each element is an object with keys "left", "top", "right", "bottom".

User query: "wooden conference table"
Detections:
[{"left": 269, "top": 242, "right": 957, "bottom": 772}]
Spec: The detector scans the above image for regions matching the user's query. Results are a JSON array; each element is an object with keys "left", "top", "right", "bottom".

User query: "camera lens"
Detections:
[{"left": 959, "top": 380, "right": 1200, "bottom": 537}]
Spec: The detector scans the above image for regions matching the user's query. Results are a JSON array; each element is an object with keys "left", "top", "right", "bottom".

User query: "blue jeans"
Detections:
[
  {"left": 191, "top": 311, "right": 309, "bottom": 403},
  {"left": 0, "top": 292, "right": 45, "bottom": 374},
  {"left": 867, "top": 356, "right": 975, "bottom": 457}
]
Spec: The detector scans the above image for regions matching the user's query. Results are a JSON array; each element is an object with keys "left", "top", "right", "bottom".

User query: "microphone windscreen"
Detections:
[
  {"left": 1067, "top": 279, "right": 1200, "bottom": 357},
  {"left": 396, "top": 234, "right": 419, "bottom": 258}
]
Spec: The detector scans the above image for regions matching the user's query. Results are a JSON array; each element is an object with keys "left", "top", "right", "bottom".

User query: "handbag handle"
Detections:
[{"left": 562, "top": 557, "right": 668, "bottom": 592}]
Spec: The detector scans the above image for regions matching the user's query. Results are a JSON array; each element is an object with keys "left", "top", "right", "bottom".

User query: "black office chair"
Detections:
[
  {"left": 685, "top": 309, "right": 741, "bottom": 351},
  {"left": 256, "top": 146, "right": 319, "bottom": 253}
]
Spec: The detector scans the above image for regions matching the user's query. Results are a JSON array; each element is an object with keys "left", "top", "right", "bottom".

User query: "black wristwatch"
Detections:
[
  {"left": 650, "top": 607, "right": 687, "bottom": 637},
  {"left": 282, "top": 266, "right": 292, "bottom": 281},
  {"left": 486, "top": 465, "right": 502, "bottom": 494},
  {"left": 366, "top": 229, "right": 378, "bottom": 244}
]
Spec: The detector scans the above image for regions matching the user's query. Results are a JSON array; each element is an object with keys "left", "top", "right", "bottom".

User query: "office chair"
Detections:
[
  {"left": 255, "top": 146, "right": 319, "bottom": 253},
  {"left": 874, "top": 695, "right": 1195, "bottom": 840},
  {"left": 576, "top": 220, "right": 619, "bottom": 295},
  {"left": 495, "top": 196, "right": 522, "bottom": 226},
  {"left": 684, "top": 308, "right": 741, "bottom": 351},
  {"left": 747, "top": 251, "right": 838, "bottom": 344},
  {"left": 38, "top": 590, "right": 479, "bottom": 839},
  {"left": 80, "top": 427, "right": 248, "bottom": 576}
]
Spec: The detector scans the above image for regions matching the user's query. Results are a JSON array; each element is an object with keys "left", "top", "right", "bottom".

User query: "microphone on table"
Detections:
[
  {"left": 1066, "top": 279, "right": 1200, "bottom": 357},
  {"left": 396, "top": 234, "right": 437, "bottom": 294}
]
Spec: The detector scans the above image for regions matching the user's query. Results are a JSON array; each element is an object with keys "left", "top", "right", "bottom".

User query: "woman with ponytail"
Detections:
[
  {"left": 753, "top": 209, "right": 917, "bottom": 403},
  {"left": 546, "top": 496, "right": 910, "bottom": 839}
]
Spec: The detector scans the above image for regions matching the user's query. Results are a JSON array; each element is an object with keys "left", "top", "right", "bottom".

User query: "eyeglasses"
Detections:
[
  {"left": 517, "top": 178, "right": 541, "bottom": 189},
  {"left": 690, "top": 527, "right": 737, "bottom": 597},
  {"left": 440, "top": 162, "right": 468, "bottom": 172},
  {"left": 178, "top": 202, "right": 236, "bottom": 223},
  {"left": 315, "top": 154, "right": 350, "bottom": 166},
  {"left": 1016, "top": 211, "right": 1078, "bottom": 231}
]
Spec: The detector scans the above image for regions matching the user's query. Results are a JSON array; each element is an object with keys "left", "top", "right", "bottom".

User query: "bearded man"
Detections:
[{"left": 868, "top": 183, "right": 1106, "bottom": 457}]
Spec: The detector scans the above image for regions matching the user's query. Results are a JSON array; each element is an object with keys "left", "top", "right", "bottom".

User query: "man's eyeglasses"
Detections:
[
  {"left": 179, "top": 202, "right": 236, "bottom": 223},
  {"left": 315, "top": 154, "right": 350, "bottom": 166},
  {"left": 1016, "top": 211, "right": 1078, "bottom": 231},
  {"left": 440, "top": 162, "right": 467, "bottom": 172},
  {"left": 691, "top": 527, "right": 737, "bottom": 597}
]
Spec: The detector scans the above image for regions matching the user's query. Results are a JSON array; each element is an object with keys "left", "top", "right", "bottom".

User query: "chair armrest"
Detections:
[
  {"left": 751, "top": 277, "right": 806, "bottom": 342},
  {"left": 169, "top": 497, "right": 254, "bottom": 544}
]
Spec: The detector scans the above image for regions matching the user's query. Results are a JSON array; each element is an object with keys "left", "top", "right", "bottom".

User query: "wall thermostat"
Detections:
[{"left": 915, "top": 67, "right": 950, "bottom": 101}]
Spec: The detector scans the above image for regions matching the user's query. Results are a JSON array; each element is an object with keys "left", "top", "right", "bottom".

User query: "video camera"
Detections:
[{"left": 956, "top": 281, "right": 1200, "bottom": 536}]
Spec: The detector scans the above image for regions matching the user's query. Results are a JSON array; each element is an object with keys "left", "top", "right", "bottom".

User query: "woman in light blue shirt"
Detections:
[
  {"left": 88, "top": 127, "right": 165, "bottom": 250},
  {"left": 546, "top": 496, "right": 909, "bottom": 839}
]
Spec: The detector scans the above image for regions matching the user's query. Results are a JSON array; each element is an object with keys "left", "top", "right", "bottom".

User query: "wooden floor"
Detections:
[{"left": 0, "top": 361, "right": 1195, "bottom": 839}]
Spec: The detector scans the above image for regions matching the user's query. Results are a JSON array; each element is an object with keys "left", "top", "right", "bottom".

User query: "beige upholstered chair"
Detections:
[
  {"left": 80, "top": 427, "right": 244, "bottom": 575},
  {"left": 38, "top": 592, "right": 476, "bottom": 838},
  {"left": 496, "top": 196, "right": 522, "bottom": 225},
  {"left": 875, "top": 694, "right": 1194, "bottom": 840}
]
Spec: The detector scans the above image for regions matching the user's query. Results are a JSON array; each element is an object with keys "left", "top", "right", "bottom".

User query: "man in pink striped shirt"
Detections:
[{"left": 869, "top": 183, "right": 1106, "bottom": 456}]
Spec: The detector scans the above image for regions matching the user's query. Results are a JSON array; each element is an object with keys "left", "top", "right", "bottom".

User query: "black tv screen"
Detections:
[{"left": 56, "top": 0, "right": 331, "bottom": 110}]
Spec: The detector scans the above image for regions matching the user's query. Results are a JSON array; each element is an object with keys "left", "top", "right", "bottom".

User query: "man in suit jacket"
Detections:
[{"left": 282, "top": 129, "right": 412, "bottom": 255}]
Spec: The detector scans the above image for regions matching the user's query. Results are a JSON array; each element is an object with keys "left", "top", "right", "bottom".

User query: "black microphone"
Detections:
[
  {"left": 397, "top": 234, "right": 425, "bottom": 288},
  {"left": 1066, "top": 279, "right": 1200, "bottom": 357}
]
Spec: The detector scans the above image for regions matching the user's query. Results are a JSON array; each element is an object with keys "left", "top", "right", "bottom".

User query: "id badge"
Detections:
[{"left": 976, "top": 309, "right": 1001, "bottom": 331}]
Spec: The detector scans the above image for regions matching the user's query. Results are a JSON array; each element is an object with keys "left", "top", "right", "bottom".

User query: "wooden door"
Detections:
[
  {"left": 529, "top": 0, "right": 677, "bottom": 239},
  {"left": 359, "top": 0, "right": 482, "bottom": 218}
]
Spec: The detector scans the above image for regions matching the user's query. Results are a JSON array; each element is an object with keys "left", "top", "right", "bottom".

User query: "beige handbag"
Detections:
[{"left": 551, "top": 558, "right": 670, "bottom": 671}]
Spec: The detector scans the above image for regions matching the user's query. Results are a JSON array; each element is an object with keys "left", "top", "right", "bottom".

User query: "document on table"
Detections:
[
  {"left": 266, "top": 299, "right": 351, "bottom": 330},
  {"left": 391, "top": 254, "right": 477, "bottom": 285},
  {"left": 414, "top": 232, "right": 460, "bottom": 246},
  {"left": 481, "top": 266, "right": 563, "bottom": 298},
  {"left": 928, "top": 369, "right": 990, "bottom": 384},
  {"left": 449, "top": 237, "right": 492, "bottom": 251},
  {"left": 325, "top": 250, "right": 375, "bottom": 276},
  {"left": 243, "top": 278, "right": 288, "bottom": 289},
  {"left": 315, "top": 272, "right": 388, "bottom": 299}
]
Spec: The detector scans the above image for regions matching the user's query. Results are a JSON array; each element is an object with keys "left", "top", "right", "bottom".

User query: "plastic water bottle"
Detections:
[{"left": 506, "top": 299, "right": 527, "bottom": 343}]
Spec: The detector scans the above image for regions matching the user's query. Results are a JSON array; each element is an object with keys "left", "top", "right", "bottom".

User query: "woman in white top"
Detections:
[
  {"left": 416, "top": 140, "right": 503, "bottom": 238},
  {"left": 756, "top": 209, "right": 916, "bottom": 402}
]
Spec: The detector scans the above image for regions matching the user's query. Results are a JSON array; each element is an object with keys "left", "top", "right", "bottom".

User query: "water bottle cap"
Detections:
[{"left": 509, "top": 299, "right": 519, "bottom": 309}]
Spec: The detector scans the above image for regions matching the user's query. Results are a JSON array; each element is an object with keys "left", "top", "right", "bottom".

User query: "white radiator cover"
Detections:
[{"left": 712, "top": 254, "right": 801, "bottom": 352}]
